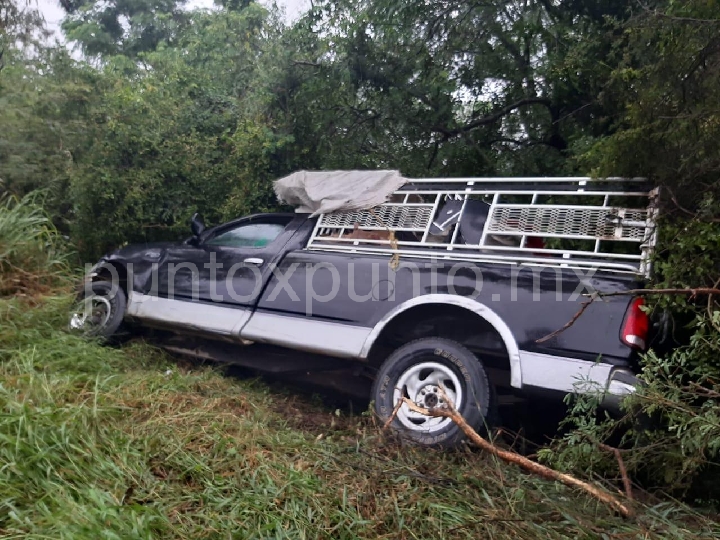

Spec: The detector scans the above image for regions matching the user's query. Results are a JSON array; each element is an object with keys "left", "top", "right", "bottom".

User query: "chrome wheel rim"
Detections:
[
  {"left": 393, "top": 361, "right": 463, "bottom": 433},
  {"left": 69, "top": 295, "right": 112, "bottom": 334}
]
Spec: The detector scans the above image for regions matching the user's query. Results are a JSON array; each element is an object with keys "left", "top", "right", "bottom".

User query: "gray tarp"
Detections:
[{"left": 273, "top": 170, "right": 407, "bottom": 216}]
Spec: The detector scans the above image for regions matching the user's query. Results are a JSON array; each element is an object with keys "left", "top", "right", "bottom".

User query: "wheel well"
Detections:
[
  {"left": 366, "top": 303, "right": 512, "bottom": 389},
  {"left": 92, "top": 263, "right": 129, "bottom": 298}
]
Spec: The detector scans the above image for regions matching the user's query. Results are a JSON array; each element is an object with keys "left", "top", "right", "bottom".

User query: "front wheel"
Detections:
[
  {"left": 372, "top": 338, "right": 493, "bottom": 448},
  {"left": 69, "top": 281, "right": 127, "bottom": 339}
]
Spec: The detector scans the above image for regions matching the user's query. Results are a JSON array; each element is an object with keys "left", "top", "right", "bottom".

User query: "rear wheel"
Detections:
[
  {"left": 69, "top": 281, "right": 126, "bottom": 339},
  {"left": 372, "top": 337, "right": 493, "bottom": 448}
]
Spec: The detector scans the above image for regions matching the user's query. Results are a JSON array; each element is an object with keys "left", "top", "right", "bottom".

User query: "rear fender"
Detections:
[{"left": 360, "top": 294, "right": 523, "bottom": 388}]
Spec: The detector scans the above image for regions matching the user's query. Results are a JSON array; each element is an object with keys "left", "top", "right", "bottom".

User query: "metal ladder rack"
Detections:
[{"left": 306, "top": 177, "right": 660, "bottom": 277}]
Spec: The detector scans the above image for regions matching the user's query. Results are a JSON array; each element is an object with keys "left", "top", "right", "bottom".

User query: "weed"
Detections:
[{"left": 0, "top": 192, "right": 71, "bottom": 297}]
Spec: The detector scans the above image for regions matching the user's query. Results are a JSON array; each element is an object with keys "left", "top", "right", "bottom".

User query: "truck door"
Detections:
[{"left": 157, "top": 214, "right": 299, "bottom": 308}]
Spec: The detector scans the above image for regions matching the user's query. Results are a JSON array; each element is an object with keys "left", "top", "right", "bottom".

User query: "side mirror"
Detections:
[{"left": 190, "top": 212, "right": 206, "bottom": 238}]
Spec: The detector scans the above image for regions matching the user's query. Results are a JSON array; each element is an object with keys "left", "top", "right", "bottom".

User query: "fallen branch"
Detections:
[
  {"left": 400, "top": 392, "right": 634, "bottom": 518},
  {"left": 599, "top": 443, "right": 633, "bottom": 500},
  {"left": 383, "top": 399, "right": 403, "bottom": 430},
  {"left": 535, "top": 298, "right": 595, "bottom": 343},
  {"left": 536, "top": 286, "right": 720, "bottom": 343},
  {"left": 592, "top": 287, "right": 720, "bottom": 298}
]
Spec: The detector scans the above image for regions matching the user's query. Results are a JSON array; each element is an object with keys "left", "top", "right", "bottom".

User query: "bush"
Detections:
[{"left": 543, "top": 219, "right": 720, "bottom": 501}]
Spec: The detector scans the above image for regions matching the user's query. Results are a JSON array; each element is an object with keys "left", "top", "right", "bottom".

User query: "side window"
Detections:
[{"left": 206, "top": 223, "right": 287, "bottom": 249}]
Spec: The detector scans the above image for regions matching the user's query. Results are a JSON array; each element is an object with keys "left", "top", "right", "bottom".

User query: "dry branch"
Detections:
[
  {"left": 399, "top": 392, "right": 635, "bottom": 518},
  {"left": 594, "top": 287, "right": 720, "bottom": 298},
  {"left": 535, "top": 298, "right": 594, "bottom": 343},
  {"left": 536, "top": 286, "right": 720, "bottom": 343},
  {"left": 383, "top": 399, "right": 403, "bottom": 430},
  {"left": 599, "top": 443, "right": 633, "bottom": 500}
]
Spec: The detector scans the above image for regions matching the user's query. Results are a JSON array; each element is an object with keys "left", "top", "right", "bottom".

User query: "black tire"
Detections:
[
  {"left": 372, "top": 337, "right": 493, "bottom": 448},
  {"left": 69, "top": 280, "right": 127, "bottom": 340}
]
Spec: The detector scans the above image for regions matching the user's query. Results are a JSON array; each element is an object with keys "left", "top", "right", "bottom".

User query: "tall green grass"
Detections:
[
  {"left": 0, "top": 191, "right": 69, "bottom": 296},
  {"left": 1, "top": 297, "right": 719, "bottom": 539}
]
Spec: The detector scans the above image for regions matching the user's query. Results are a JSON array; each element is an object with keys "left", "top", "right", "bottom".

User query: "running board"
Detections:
[{"left": 158, "top": 338, "right": 350, "bottom": 374}]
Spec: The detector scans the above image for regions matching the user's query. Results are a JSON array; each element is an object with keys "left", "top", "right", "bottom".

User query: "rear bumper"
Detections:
[
  {"left": 600, "top": 368, "right": 639, "bottom": 414},
  {"left": 517, "top": 351, "right": 638, "bottom": 412}
]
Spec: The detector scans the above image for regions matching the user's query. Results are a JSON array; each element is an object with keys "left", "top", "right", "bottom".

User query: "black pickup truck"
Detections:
[{"left": 71, "top": 173, "right": 659, "bottom": 447}]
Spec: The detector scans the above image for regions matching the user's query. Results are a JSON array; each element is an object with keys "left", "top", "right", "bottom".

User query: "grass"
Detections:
[
  {"left": 1, "top": 296, "right": 719, "bottom": 539},
  {"left": 0, "top": 192, "right": 70, "bottom": 296}
]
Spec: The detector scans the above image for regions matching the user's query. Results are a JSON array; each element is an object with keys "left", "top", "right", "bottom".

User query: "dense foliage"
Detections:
[
  {"left": 545, "top": 0, "right": 720, "bottom": 500},
  {"left": 1, "top": 0, "right": 719, "bottom": 501}
]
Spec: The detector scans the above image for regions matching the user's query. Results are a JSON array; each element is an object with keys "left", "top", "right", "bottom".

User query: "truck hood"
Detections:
[{"left": 103, "top": 241, "right": 178, "bottom": 263}]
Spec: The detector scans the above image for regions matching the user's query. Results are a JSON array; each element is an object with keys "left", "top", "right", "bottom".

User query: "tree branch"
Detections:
[
  {"left": 383, "top": 398, "right": 403, "bottom": 430},
  {"left": 599, "top": 443, "right": 634, "bottom": 500},
  {"left": 426, "top": 140, "right": 441, "bottom": 170},
  {"left": 536, "top": 287, "right": 720, "bottom": 343},
  {"left": 536, "top": 0, "right": 564, "bottom": 22},
  {"left": 488, "top": 137, "right": 553, "bottom": 148},
  {"left": 636, "top": 0, "right": 720, "bottom": 24},
  {"left": 432, "top": 98, "right": 551, "bottom": 138},
  {"left": 399, "top": 390, "right": 634, "bottom": 518},
  {"left": 535, "top": 298, "right": 596, "bottom": 344},
  {"left": 664, "top": 185, "right": 703, "bottom": 218},
  {"left": 593, "top": 287, "right": 720, "bottom": 298},
  {"left": 292, "top": 60, "right": 322, "bottom": 67}
]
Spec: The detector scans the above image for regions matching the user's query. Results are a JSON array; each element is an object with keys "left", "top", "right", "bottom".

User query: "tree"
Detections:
[
  {"left": 0, "top": 0, "right": 47, "bottom": 48},
  {"left": 67, "top": 5, "right": 294, "bottom": 257},
  {"left": 277, "top": 0, "right": 633, "bottom": 178},
  {"left": 0, "top": 9, "right": 95, "bottom": 231},
  {"left": 552, "top": 0, "right": 720, "bottom": 497},
  {"left": 588, "top": 0, "right": 720, "bottom": 218},
  {"left": 1, "top": 0, "right": 49, "bottom": 77},
  {"left": 60, "top": 0, "right": 191, "bottom": 58}
]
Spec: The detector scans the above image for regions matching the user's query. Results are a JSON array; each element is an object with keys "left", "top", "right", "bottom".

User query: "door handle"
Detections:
[{"left": 244, "top": 257, "right": 264, "bottom": 265}]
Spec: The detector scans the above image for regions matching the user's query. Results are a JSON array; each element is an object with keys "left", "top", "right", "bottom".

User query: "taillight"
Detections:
[{"left": 621, "top": 297, "right": 650, "bottom": 351}]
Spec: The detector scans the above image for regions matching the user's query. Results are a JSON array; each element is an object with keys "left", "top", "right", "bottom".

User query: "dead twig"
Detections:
[
  {"left": 599, "top": 443, "right": 633, "bottom": 500},
  {"left": 400, "top": 389, "right": 635, "bottom": 518},
  {"left": 535, "top": 297, "right": 596, "bottom": 343},
  {"left": 383, "top": 399, "right": 403, "bottom": 430},
  {"left": 593, "top": 287, "right": 720, "bottom": 298},
  {"left": 536, "top": 286, "right": 720, "bottom": 343}
]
